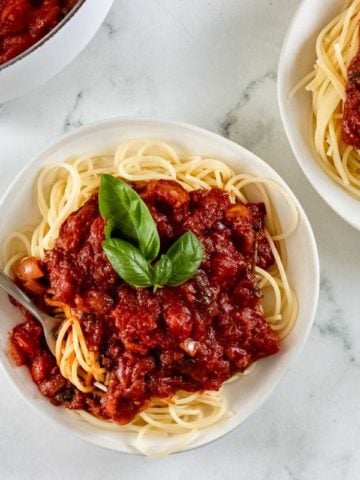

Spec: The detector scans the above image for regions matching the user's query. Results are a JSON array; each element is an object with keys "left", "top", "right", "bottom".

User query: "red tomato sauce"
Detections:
[
  {"left": 343, "top": 50, "right": 360, "bottom": 147},
  {"left": 9, "top": 180, "right": 280, "bottom": 424},
  {"left": 0, "top": 0, "right": 79, "bottom": 65}
]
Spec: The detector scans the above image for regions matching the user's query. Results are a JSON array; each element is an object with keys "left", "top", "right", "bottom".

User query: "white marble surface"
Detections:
[{"left": 0, "top": 1, "right": 360, "bottom": 479}]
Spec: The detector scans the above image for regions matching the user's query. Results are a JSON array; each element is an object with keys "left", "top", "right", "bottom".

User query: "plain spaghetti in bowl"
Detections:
[
  {"left": 294, "top": 0, "right": 360, "bottom": 198},
  {"left": 278, "top": 0, "right": 360, "bottom": 229},
  {"left": 0, "top": 118, "right": 319, "bottom": 456}
]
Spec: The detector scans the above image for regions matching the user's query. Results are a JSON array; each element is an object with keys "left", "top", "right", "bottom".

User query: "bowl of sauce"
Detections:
[{"left": 0, "top": 0, "right": 113, "bottom": 104}]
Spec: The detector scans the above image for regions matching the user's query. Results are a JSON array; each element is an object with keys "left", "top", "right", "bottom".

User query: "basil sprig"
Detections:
[{"left": 99, "top": 175, "right": 204, "bottom": 289}]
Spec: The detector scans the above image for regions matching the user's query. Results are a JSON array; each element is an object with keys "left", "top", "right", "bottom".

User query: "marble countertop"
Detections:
[{"left": 1, "top": 1, "right": 360, "bottom": 479}]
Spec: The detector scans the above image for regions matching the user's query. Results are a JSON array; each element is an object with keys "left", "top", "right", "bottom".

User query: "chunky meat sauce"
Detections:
[
  {"left": 9, "top": 180, "right": 280, "bottom": 424},
  {"left": 343, "top": 48, "right": 360, "bottom": 147},
  {"left": 0, "top": 0, "right": 79, "bottom": 65}
]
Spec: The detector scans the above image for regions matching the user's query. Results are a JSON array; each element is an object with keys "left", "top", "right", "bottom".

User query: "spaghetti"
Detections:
[
  {"left": 2, "top": 139, "right": 298, "bottom": 456},
  {"left": 294, "top": 0, "right": 360, "bottom": 197}
]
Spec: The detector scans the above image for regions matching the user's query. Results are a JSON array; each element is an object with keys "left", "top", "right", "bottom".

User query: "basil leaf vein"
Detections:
[
  {"left": 165, "top": 231, "right": 204, "bottom": 286},
  {"left": 99, "top": 174, "right": 160, "bottom": 261},
  {"left": 152, "top": 255, "right": 173, "bottom": 289},
  {"left": 103, "top": 238, "right": 153, "bottom": 287}
]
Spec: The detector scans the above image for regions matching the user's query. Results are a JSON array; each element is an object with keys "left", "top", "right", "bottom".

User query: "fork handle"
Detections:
[{"left": 0, "top": 269, "right": 58, "bottom": 355}]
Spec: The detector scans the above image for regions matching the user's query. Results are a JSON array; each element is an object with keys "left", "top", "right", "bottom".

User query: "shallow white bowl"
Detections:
[
  {"left": 278, "top": 0, "right": 360, "bottom": 231},
  {"left": 0, "top": 118, "right": 319, "bottom": 454},
  {"left": 0, "top": 0, "right": 113, "bottom": 104}
]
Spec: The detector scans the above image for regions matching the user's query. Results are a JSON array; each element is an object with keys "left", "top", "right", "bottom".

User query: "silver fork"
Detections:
[{"left": 0, "top": 270, "right": 61, "bottom": 355}]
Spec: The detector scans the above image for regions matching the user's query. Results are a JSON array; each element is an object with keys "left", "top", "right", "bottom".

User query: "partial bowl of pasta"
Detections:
[
  {"left": 0, "top": 118, "right": 319, "bottom": 456},
  {"left": 278, "top": 0, "right": 360, "bottom": 230}
]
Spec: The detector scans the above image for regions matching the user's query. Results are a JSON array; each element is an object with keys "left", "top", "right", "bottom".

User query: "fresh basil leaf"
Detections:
[
  {"left": 165, "top": 231, "right": 204, "bottom": 286},
  {"left": 152, "top": 255, "right": 173, "bottom": 289},
  {"left": 99, "top": 175, "right": 160, "bottom": 262},
  {"left": 104, "top": 218, "right": 114, "bottom": 240},
  {"left": 103, "top": 238, "right": 153, "bottom": 287}
]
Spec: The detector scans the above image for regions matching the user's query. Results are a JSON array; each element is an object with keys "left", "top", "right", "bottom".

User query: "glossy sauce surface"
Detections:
[{"left": 9, "top": 180, "right": 280, "bottom": 424}]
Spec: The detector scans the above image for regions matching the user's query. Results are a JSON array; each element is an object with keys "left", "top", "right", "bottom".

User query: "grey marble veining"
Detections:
[
  {"left": 1, "top": 1, "right": 360, "bottom": 479},
  {"left": 220, "top": 71, "right": 277, "bottom": 141},
  {"left": 63, "top": 90, "right": 84, "bottom": 132}
]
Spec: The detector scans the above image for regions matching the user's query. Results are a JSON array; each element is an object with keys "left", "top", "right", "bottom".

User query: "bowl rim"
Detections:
[
  {"left": 277, "top": 0, "right": 360, "bottom": 231},
  {"left": 0, "top": 117, "right": 320, "bottom": 454},
  {"left": 0, "top": 0, "right": 87, "bottom": 72}
]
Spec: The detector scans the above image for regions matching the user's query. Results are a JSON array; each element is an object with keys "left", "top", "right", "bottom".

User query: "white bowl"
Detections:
[
  {"left": 0, "top": 118, "right": 319, "bottom": 454},
  {"left": 0, "top": 0, "right": 113, "bottom": 104},
  {"left": 278, "top": 0, "right": 360, "bottom": 231}
]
